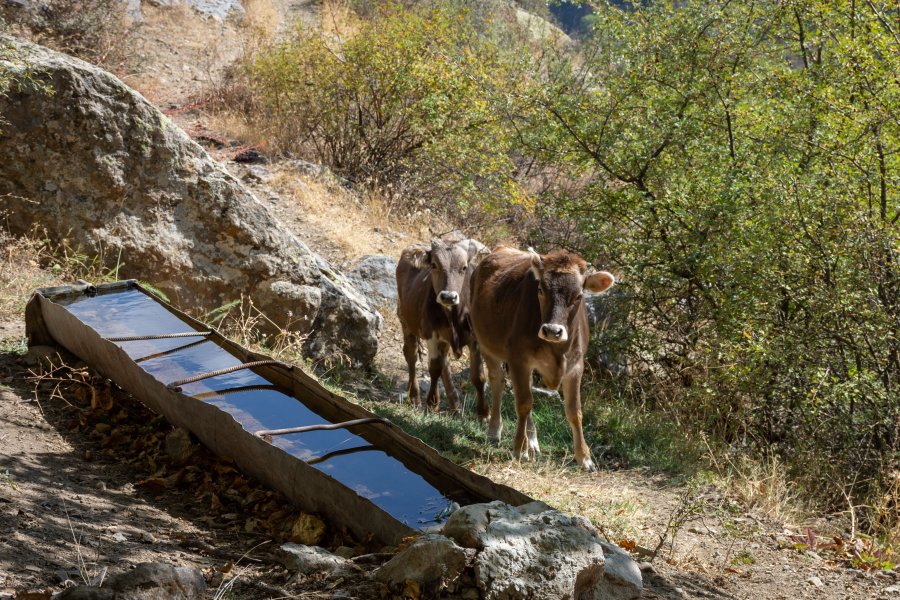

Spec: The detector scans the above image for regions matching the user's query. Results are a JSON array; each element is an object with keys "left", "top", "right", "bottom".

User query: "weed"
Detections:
[
  {"left": 0, "top": 336, "right": 27, "bottom": 355},
  {"left": 2, "top": 468, "right": 17, "bottom": 491},
  {"left": 64, "top": 502, "right": 106, "bottom": 586}
]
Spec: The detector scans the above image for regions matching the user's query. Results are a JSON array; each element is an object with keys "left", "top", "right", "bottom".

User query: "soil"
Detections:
[{"left": 2, "top": 2, "right": 899, "bottom": 599}]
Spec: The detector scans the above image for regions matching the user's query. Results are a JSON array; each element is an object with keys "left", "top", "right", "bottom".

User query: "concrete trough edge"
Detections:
[{"left": 25, "top": 280, "right": 533, "bottom": 546}]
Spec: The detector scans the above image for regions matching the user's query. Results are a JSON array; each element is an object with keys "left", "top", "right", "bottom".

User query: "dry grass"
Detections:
[
  {"left": 722, "top": 454, "right": 807, "bottom": 528},
  {"left": 319, "top": 0, "right": 362, "bottom": 40},
  {"left": 119, "top": 4, "right": 243, "bottom": 102},
  {"left": 266, "top": 165, "right": 444, "bottom": 259},
  {"left": 0, "top": 232, "right": 60, "bottom": 323},
  {"left": 0, "top": 228, "right": 124, "bottom": 324},
  {"left": 240, "top": 0, "right": 280, "bottom": 44},
  {"left": 479, "top": 460, "right": 655, "bottom": 542}
]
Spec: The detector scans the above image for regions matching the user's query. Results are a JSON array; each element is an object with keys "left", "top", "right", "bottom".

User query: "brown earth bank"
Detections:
[{"left": 1, "top": 2, "right": 898, "bottom": 598}]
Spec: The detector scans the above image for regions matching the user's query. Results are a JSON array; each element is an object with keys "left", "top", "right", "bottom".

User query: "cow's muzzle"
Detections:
[
  {"left": 539, "top": 323, "right": 568, "bottom": 343},
  {"left": 438, "top": 291, "right": 460, "bottom": 307}
]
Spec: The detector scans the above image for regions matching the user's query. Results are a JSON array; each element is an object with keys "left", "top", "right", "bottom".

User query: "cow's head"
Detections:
[
  {"left": 529, "top": 248, "right": 615, "bottom": 343},
  {"left": 410, "top": 239, "right": 489, "bottom": 309}
]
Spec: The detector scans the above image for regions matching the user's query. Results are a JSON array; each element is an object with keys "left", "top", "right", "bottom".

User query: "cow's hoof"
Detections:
[
  {"left": 528, "top": 438, "right": 541, "bottom": 455},
  {"left": 487, "top": 433, "right": 501, "bottom": 447},
  {"left": 580, "top": 457, "right": 597, "bottom": 473}
]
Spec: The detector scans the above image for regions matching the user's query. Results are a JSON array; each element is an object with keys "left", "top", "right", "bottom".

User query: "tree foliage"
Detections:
[{"left": 518, "top": 0, "right": 898, "bottom": 520}]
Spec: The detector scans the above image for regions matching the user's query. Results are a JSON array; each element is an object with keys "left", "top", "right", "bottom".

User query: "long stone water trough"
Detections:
[{"left": 26, "top": 280, "right": 532, "bottom": 545}]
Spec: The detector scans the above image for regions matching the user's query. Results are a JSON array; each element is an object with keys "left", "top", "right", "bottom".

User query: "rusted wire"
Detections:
[
  {"left": 106, "top": 331, "right": 212, "bottom": 342},
  {"left": 167, "top": 360, "right": 281, "bottom": 388},
  {"left": 190, "top": 384, "right": 283, "bottom": 400},
  {"left": 254, "top": 417, "right": 392, "bottom": 438},
  {"left": 134, "top": 338, "right": 211, "bottom": 363}
]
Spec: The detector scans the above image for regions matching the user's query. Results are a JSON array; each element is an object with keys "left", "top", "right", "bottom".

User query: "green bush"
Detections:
[{"left": 242, "top": 2, "right": 522, "bottom": 212}]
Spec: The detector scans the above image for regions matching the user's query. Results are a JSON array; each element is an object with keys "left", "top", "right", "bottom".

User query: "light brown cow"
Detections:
[
  {"left": 469, "top": 246, "right": 615, "bottom": 470},
  {"left": 396, "top": 238, "right": 488, "bottom": 413}
]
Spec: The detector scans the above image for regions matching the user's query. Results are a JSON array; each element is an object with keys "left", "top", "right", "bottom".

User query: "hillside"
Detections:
[{"left": 1, "top": 0, "right": 898, "bottom": 599}]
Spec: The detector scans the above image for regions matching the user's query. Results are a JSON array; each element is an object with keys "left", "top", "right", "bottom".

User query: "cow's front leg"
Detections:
[
  {"left": 402, "top": 332, "right": 421, "bottom": 406},
  {"left": 440, "top": 360, "right": 460, "bottom": 413},
  {"left": 562, "top": 366, "right": 594, "bottom": 471},
  {"left": 509, "top": 363, "right": 537, "bottom": 460},
  {"left": 424, "top": 335, "right": 445, "bottom": 412}
]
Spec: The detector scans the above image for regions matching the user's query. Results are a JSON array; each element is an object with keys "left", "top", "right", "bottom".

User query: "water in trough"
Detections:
[{"left": 59, "top": 287, "right": 462, "bottom": 528}]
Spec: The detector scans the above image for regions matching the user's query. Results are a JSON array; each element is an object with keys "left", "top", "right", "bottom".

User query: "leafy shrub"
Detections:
[
  {"left": 240, "top": 2, "right": 522, "bottom": 212},
  {"left": 516, "top": 0, "right": 899, "bottom": 533}
]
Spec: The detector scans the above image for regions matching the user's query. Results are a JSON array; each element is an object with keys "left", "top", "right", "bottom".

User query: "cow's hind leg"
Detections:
[
  {"left": 402, "top": 332, "right": 421, "bottom": 406},
  {"left": 484, "top": 354, "right": 505, "bottom": 445},
  {"left": 509, "top": 363, "right": 536, "bottom": 460},
  {"left": 562, "top": 366, "right": 595, "bottom": 471}
]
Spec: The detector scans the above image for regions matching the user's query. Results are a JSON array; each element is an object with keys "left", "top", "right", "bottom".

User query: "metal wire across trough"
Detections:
[{"left": 26, "top": 280, "right": 532, "bottom": 545}]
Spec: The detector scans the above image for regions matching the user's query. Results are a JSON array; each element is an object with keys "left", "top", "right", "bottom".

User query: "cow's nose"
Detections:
[
  {"left": 540, "top": 324, "right": 567, "bottom": 342},
  {"left": 439, "top": 291, "right": 460, "bottom": 306}
]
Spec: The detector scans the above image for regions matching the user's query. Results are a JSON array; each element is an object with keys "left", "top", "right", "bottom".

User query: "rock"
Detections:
[
  {"left": 276, "top": 543, "right": 357, "bottom": 576},
  {"left": 57, "top": 562, "right": 205, "bottom": 599},
  {"left": 139, "top": 531, "right": 156, "bottom": 544},
  {"left": 0, "top": 36, "right": 381, "bottom": 366},
  {"left": 334, "top": 546, "right": 356, "bottom": 559},
  {"left": 346, "top": 255, "right": 398, "bottom": 303},
  {"left": 442, "top": 501, "right": 642, "bottom": 600},
  {"left": 884, "top": 585, "right": 900, "bottom": 594},
  {"left": 111, "top": 532, "right": 127, "bottom": 543},
  {"left": 164, "top": 428, "right": 197, "bottom": 464},
  {"left": 23, "top": 345, "right": 60, "bottom": 367},
  {"left": 142, "top": 0, "right": 243, "bottom": 20},
  {"left": 290, "top": 513, "right": 326, "bottom": 545},
  {"left": 586, "top": 542, "right": 644, "bottom": 600},
  {"left": 374, "top": 534, "right": 473, "bottom": 587},
  {"left": 807, "top": 576, "right": 824, "bottom": 587}
]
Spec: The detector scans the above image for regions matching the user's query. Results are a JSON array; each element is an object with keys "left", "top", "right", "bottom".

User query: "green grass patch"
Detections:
[
  {"left": 584, "top": 388, "right": 703, "bottom": 477},
  {"left": 353, "top": 375, "right": 704, "bottom": 479}
]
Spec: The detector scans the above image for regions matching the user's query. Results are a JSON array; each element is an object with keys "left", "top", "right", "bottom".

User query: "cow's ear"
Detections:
[
  {"left": 467, "top": 240, "right": 490, "bottom": 266},
  {"left": 529, "top": 248, "right": 544, "bottom": 280},
  {"left": 584, "top": 271, "right": 615, "bottom": 293},
  {"left": 409, "top": 248, "right": 431, "bottom": 269}
]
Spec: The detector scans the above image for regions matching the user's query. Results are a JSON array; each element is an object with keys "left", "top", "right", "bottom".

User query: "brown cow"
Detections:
[
  {"left": 396, "top": 237, "right": 488, "bottom": 413},
  {"left": 469, "top": 246, "right": 615, "bottom": 471}
]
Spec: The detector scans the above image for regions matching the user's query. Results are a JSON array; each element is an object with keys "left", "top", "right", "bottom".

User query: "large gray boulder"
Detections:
[
  {"left": 442, "top": 501, "right": 642, "bottom": 600},
  {"left": 346, "top": 255, "right": 398, "bottom": 304},
  {"left": 57, "top": 563, "right": 206, "bottom": 599},
  {"left": 0, "top": 35, "right": 381, "bottom": 365}
]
